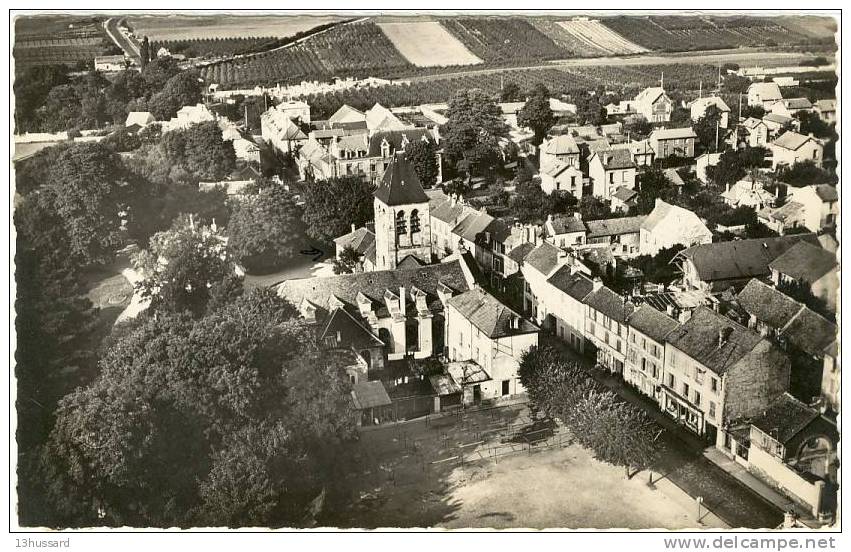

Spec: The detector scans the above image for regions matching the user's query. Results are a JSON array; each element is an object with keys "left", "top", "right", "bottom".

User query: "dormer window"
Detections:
[{"left": 381, "top": 138, "right": 391, "bottom": 158}]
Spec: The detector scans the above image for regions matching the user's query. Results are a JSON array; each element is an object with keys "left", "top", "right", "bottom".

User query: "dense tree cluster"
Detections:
[
  {"left": 300, "top": 176, "right": 374, "bottom": 243},
  {"left": 442, "top": 89, "right": 509, "bottom": 178}
]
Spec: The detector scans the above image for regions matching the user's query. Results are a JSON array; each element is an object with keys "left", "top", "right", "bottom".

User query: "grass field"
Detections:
[
  {"left": 126, "top": 14, "right": 344, "bottom": 40},
  {"left": 378, "top": 21, "right": 482, "bottom": 67}
]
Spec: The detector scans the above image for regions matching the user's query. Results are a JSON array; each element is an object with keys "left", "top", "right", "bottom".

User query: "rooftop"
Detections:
[
  {"left": 779, "top": 305, "right": 837, "bottom": 357},
  {"left": 546, "top": 266, "right": 594, "bottom": 301},
  {"left": 772, "top": 131, "right": 817, "bottom": 151},
  {"left": 651, "top": 127, "right": 698, "bottom": 140},
  {"left": 749, "top": 393, "right": 820, "bottom": 445},
  {"left": 627, "top": 303, "right": 679, "bottom": 343},
  {"left": 542, "top": 134, "right": 580, "bottom": 156},
  {"left": 768, "top": 241, "right": 837, "bottom": 282},
  {"left": 736, "top": 279, "right": 804, "bottom": 330},
  {"left": 524, "top": 241, "right": 564, "bottom": 276},
  {"left": 447, "top": 287, "right": 539, "bottom": 339},
  {"left": 586, "top": 215, "right": 647, "bottom": 238},
  {"left": 373, "top": 155, "right": 429, "bottom": 207},
  {"left": 351, "top": 381, "right": 392, "bottom": 410},
  {"left": 585, "top": 285, "right": 633, "bottom": 323},
  {"left": 547, "top": 214, "right": 586, "bottom": 235}
]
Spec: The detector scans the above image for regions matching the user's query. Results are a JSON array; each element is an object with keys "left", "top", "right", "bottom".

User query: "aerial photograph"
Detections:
[{"left": 10, "top": 7, "right": 840, "bottom": 538}]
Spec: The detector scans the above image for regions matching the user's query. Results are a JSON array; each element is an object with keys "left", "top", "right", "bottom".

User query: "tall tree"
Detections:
[
  {"left": 161, "top": 121, "right": 236, "bottom": 182},
  {"left": 227, "top": 180, "right": 303, "bottom": 273},
  {"left": 442, "top": 89, "right": 509, "bottom": 177},
  {"left": 405, "top": 139, "right": 439, "bottom": 187},
  {"left": 147, "top": 70, "right": 203, "bottom": 121},
  {"left": 517, "top": 93, "right": 555, "bottom": 146},
  {"left": 300, "top": 176, "right": 374, "bottom": 243},
  {"left": 500, "top": 81, "right": 522, "bottom": 102},
  {"left": 693, "top": 105, "right": 724, "bottom": 154}
]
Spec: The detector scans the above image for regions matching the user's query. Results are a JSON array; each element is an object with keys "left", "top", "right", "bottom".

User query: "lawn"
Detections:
[
  {"left": 378, "top": 22, "right": 483, "bottom": 67},
  {"left": 322, "top": 404, "right": 726, "bottom": 529}
]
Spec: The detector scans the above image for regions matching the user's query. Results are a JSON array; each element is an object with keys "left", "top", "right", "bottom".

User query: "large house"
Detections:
[
  {"left": 585, "top": 215, "right": 646, "bottom": 258},
  {"left": 445, "top": 287, "right": 540, "bottom": 402},
  {"left": 813, "top": 99, "right": 837, "bottom": 124},
  {"left": 624, "top": 304, "right": 679, "bottom": 400},
  {"left": 584, "top": 282, "right": 635, "bottom": 375},
  {"left": 649, "top": 127, "right": 697, "bottom": 159},
  {"left": 769, "top": 131, "right": 824, "bottom": 169},
  {"left": 663, "top": 306, "right": 790, "bottom": 448},
  {"left": 758, "top": 184, "right": 838, "bottom": 235},
  {"left": 539, "top": 134, "right": 581, "bottom": 169},
  {"left": 675, "top": 234, "right": 820, "bottom": 292},
  {"left": 544, "top": 214, "right": 586, "bottom": 249},
  {"left": 261, "top": 107, "right": 309, "bottom": 154},
  {"left": 639, "top": 199, "right": 712, "bottom": 256},
  {"left": 589, "top": 148, "right": 637, "bottom": 201},
  {"left": 633, "top": 86, "right": 673, "bottom": 122},
  {"left": 540, "top": 161, "right": 584, "bottom": 197},
  {"left": 740, "top": 117, "right": 770, "bottom": 148},
  {"left": 721, "top": 174, "right": 777, "bottom": 211},
  {"left": 689, "top": 96, "right": 731, "bottom": 128}
]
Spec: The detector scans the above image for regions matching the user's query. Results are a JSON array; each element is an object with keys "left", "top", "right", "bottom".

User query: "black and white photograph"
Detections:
[{"left": 7, "top": 2, "right": 844, "bottom": 545}]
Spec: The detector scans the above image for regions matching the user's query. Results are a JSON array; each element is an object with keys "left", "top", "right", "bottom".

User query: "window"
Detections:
[
  {"left": 694, "top": 390, "right": 701, "bottom": 407},
  {"left": 695, "top": 368, "right": 704, "bottom": 384},
  {"left": 709, "top": 401, "right": 716, "bottom": 419},
  {"left": 395, "top": 211, "right": 407, "bottom": 236},
  {"left": 609, "top": 172, "right": 614, "bottom": 184},
  {"left": 410, "top": 209, "right": 421, "bottom": 234},
  {"left": 502, "top": 380, "right": 510, "bottom": 396},
  {"left": 669, "top": 351, "right": 677, "bottom": 367},
  {"left": 711, "top": 377, "right": 719, "bottom": 394},
  {"left": 683, "top": 382, "right": 690, "bottom": 397},
  {"left": 667, "top": 373, "right": 675, "bottom": 387}
]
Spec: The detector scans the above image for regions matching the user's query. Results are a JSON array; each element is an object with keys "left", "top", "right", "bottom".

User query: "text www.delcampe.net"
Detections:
[{"left": 663, "top": 536, "right": 838, "bottom": 551}]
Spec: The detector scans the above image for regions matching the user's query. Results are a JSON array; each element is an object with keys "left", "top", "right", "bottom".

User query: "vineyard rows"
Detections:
[
  {"left": 530, "top": 20, "right": 609, "bottom": 57},
  {"left": 440, "top": 18, "right": 568, "bottom": 62},
  {"left": 152, "top": 37, "right": 289, "bottom": 58},
  {"left": 14, "top": 17, "right": 115, "bottom": 69},
  {"left": 556, "top": 20, "right": 647, "bottom": 55}
]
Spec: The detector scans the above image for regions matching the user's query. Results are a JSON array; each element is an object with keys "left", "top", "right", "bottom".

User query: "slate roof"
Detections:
[
  {"left": 665, "top": 307, "right": 765, "bottom": 375},
  {"left": 335, "top": 134, "right": 369, "bottom": 152},
  {"left": 447, "top": 287, "right": 539, "bottom": 338},
  {"left": 780, "top": 307, "right": 837, "bottom": 357},
  {"left": 813, "top": 184, "right": 838, "bottom": 202},
  {"left": 677, "top": 234, "right": 819, "bottom": 283},
  {"left": 524, "top": 241, "right": 563, "bottom": 276},
  {"left": 542, "top": 134, "right": 580, "bottom": 155},
  {"left": 612, "top": 186, "right": 638, "bottom": 203},
  {"left": 397, "top": 255, "right": 426, "bottom": 269},
  {"left": 651, "top": 127, "right": 698, "bottom": 141},
  {"left": 585, "top": 285, "right": 634, "bottom": 323},
  {"left": 367, "top": 129, "right": 433, "bottom": 158},
  {"left": 333, "top": 227, "right": 375, "bottom": 255},
  {"left": 585, "top": 215, "right": 647, "bottom": 238},
  {"left": 783, "top": 97, "right": 813, "bottom": 110},
  {"left": 768, "top": 241, "right": 837, "bottom": 282},
  {"left": 452, "top": 211, "right": 494, "bottom": 243},
  {"left": 736, "top": 279, "right": 805, "bottom": 330},
  {"left": 597, "top": 148, "right": 636, "bottom": 170},
  {"left": 546, "top": 267, "right": 594, "bottom": 301},
  {"left": 764, "top": 113, "right": 793, "bottom": 126},
  {"left": 627, "top": 304, "right": 679, "bottom": 343},
  {"left": 548, "top": 214, "right": 586, "bottom": 235},
  {"left": 750, "top": 393, "right": 820, "bottom": 445},
  {"left": 542, "top": 160, "right": 578, "bottom": 178},
  {"left": 772, "top": 131, "right": 816, "bottom": 151},
  {"left": 277, "top": 260, "right": 471, "bottom": 319},
  {"left": 351, "top": 381, "right": 392, "bottom": 410},
  {"left": 373, "top": 156, "right": 429, "bottom": 206},
  {"left": 319, "top": 307, "right": 385, "bottom": 349},
  {"left": 431, "top": 197, "right": 468, "bottom": 224}
]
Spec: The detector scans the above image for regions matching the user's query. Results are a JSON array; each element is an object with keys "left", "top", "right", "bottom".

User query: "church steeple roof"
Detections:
[{"left": 373, "top": 155, "right": 429, "bottom": 206}]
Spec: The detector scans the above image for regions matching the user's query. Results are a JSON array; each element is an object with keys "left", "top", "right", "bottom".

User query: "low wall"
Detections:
[{"left": 748, "top": 446, "right": 825, "bottom": 516}]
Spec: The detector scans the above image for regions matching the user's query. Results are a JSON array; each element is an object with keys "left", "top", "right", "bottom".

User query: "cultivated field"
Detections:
[
  {"left": 557, "top": 19, "right": 648, "bottom": 55},
  {"left": 126, "top": 14, "right": 344, "bottom": 40},
  {"left": 14, "top": 14, "right": 118, "bottom": 68},
  {"left": 530, "top": 19, "right": 611, "bottom": 57},
  {"left": 378, "top": 21, "right": 483, "bottom": 67}
]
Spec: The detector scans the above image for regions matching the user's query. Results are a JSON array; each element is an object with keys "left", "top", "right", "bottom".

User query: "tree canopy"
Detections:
[
  {"left": 517, "top": 92, "right": 555, "bottom": 146},
  {"left": 442, "top": 89, "right": 509, "bottom": 178},
  {"left": 147, "top": 69, "right": 203, "bottom": 121},
  {"left": 300, "top": 176, "right": 374, "bottom": 243},
  {"left": 161, "top": 121, "right": 237, "bottom": 182},
  {"left": 404, "top": 139, "right": 439, "bottom": 187}
]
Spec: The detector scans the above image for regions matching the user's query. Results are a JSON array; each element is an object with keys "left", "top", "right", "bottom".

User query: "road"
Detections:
[
  {"left": 409, "top": 49, "right": 827, "bottom": 83},
  {"left": 103, "top": 17, "right": 141, "bottom": 64}
]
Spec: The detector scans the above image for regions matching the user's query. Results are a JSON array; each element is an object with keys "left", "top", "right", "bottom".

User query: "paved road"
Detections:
[
  {"left": 103, "top": 17, "right": 141, "bottom": 64},
  {"left": 409, "top": 49, "right": 826, "bottom": 83},
  {"left": 545, "top": 337, "right": 784, "bottom": 529}
]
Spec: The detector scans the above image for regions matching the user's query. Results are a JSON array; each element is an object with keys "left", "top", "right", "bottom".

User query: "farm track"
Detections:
[
  {"left": 104, "top": 17, "right": 141, "bottom": 64},
  {"left": 407, "top": 48, "right": 824, "bottom": 83}
]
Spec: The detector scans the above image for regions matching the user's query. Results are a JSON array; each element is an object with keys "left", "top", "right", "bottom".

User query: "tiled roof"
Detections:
[
  {"left": 452, "top": 211, "right": 494, "bottom": 243},
  {"left": 742, "top": 117, "right": 766, "bottom": 130},
  {"left": 277, "top": 260, "right": 471, "bottom": 319},
  {"left": 768, "top": 241, "right": 837, "bottom": 282},
  {"left": 783, "top": 97, "right": 813, "bottom": 110},
  {"left": 542, "top": 134, "right": 580, "bottom": 155},
  {"left": 612, "top": 186, "right": 638, "bottom": 202},
  {"left": 750, "top": 393, "right": 820, "bottom": 445},
  {"left": 636, "top": 86, "right": 667, "bottom": 104},
  {"left": 328, "top": 104, "right": 365, "bottom": 124},
  {"left": 352, "top": 381, "right": 392, "bottom": 409},
  {"left": 319, "top": 307, "right": 385, "bottom": 349},
  {"left": 506, "top": 242, "right": 536, "bottom": 263},
  {"left": 678, "top": 234, "right": 819, "bottom": 283},
  {"left": 448, "top": 287, "right": 539, "bottom": 338},
  {"left": 627, "top": 304, "right": 679, "bottom": 343},
  {"left": 651, "top": 127, "right": 698, "bottom": 140},
  {"left": 763, "top": 113, "right": 793, "bottom": 125},
  {"left": 772, "top": 131, "right": 815, "bottom": 151},
  {"left": 780, "top": 307, "right": 837, "bottom": 357},
  {"left": 690, "top": 96, "right": 731, "bottom": 113},
  {"left": 597, "top": 148, "right": 636, "bottom": 170},
  {"left": 548, "top": 214, "right": 585, "bottom": 235},
  {"left": 524, "top": 241, "right": 563, "bottom": 276},
  {"left": 431, "top": 197, "right": 469, "bottom": 224},
  {"left": 584, "top": 285, "right": 633, "bottom": 323},
  {"left": 333, "top": 227, "right": 375, "bottom": 255},
  {"left": 748, "top": 82, "right": 782, "bottom": 101},
  {"left": 665, "top": 307, "right": 766, "bottom": 375},
  {"left": 736, "top": 279, "right": 804, "bottom": 331},
  {"left": 585, "top": 215, "right": 646, "bottom": 238},
  {"left": 664, "top": 168, "right": 686, "bottom": 187},
  {"left": 367, "top": 128, "right": 433, "bottom": 158},
  {"left": 546, "top": 267, "right": 594, "bottom": 301},
  {"left": 397, "top": 255, "right": 426, "bottom": 269},
  {"left": 815, "top": 99, "right": 836, "bottom": 112},
  {"left": 373, "top": 156, "right": 429, "bottom": 206}
]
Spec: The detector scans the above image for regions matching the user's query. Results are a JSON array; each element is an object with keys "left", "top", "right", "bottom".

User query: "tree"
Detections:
[
  {"left": 500, "top": 81, "right": 522, "bottom": 102},
  {"left": 517, "top": 93, "right": 555, "bottom": 146},
  {"left": 332, "top": 245, "right": 361, "bottom": 275},
  {"left": 227, "top": 180, "right": 303, "bottom": 273},
  {"left": 300, "top": 176, "right": 374, "bottom": 243},
  {"left": 776, "top": 160, "right": 837, "bottom": 187},
  {"left": 405, "top": 139, "right": 439, "bottom": 187},
  {"left": 134, "top": 215, "right": 242, "bottom": 316},
  {"left": 46, "top": 142, "right": 126, "bottom": 264},
  {"left": 161, "top": 121, "right": 236, "bottom": 182},
  {"left": 693, "top": 105, "right": 724, "bottom": 154},
  {"left": 795, "top": 111, "right": 834, "bottom": 139},
  {"left": 705, "top": 147, "right": 766, "bottom": 188},
  {"left": 578, "top": 195, "right": 616, "bottom": 221},
  {"left": 40, "top": 288, "right": 357, "bottom": 527},
  {"left": 442, "top": 89, "right": 509, "bottom": 177},
  {"left": 633, "top": 167, "right": 678, "bottom": 214},
  {"left": 140, "top": 56, "right": 182, "bottom": 94},
  {"left": 147, "top": 70, "right": 203, "bottom": 121},
  {"left": 14, "top": 64, "right": 70, "bottom": 132}
]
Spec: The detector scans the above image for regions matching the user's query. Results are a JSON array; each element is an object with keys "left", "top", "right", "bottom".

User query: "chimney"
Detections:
[
  {"left": 592, "top": 277, "right": 603, "bottom": 292},
  {"left": 399, "top": 286, "right": 406, "bottom": 315},
  {"left": 351, "top": 223, "right": 356, "bottom": 233},
  {"left": 574, "top": 212, "right": 582, "bottom": 221},
  {"left": 655, "top": 197, "right": 663, "bottom": 208},
  {"left": 666, "top": 304, "right": 675, "bottom": 317},
  {"left": 718, "top": 327, "right": 732, "bottom": 347},
  {"left": 725, "top": 182, "right": 731, "bottom": 194}
]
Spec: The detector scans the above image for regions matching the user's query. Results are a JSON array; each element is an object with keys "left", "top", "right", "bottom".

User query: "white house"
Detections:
[
  {"left": 445, "top": 287, "right": 540, "bottom": 401},
  {"left": 741, "top": 117, "right": 770, "bottom": 148},
  {"left": 758, "top": 184, "right": 837, "bottom": 235},
  {"left": 639, "top": 199, "right": 712, "bottom": 256},
  {"left": 769, "top": 131, "right": 823, "bottom": 169},
  {"left": 633, "top": 86, "right": 673, "bottom": 122},
  {"left": 747, "top": 82, "right": 783, "bottom": 109},
  {"left": 695, "top": 152, "right": 722, "bottom": 183},
  {"left": 539, "top": 134, "right": 581, "bottom": 170},
  {"left": 125, "top": 111, "right": 155, "bottom": 132},
  {"left": 769, "top": 97, "right": 814, "bottom": 118},
  {"left": 814, "top": 99, "right": 836, "bottom": 124},
  {"left": 690, "top": 96, "right": 731, "bottom": 128},
  {"left": 274, "top": 99, "right": 311, "bottom": 124},
  {"left": 261, "top": 108, "right": 308, "bottom": 154},
  {"left": 589, "top": 148, "right": 637, "bottom": 201},
  {"left": 161, "top": 103, "right": 216, "bottom": 132},
  {"left": 544, "top": 214, "right": 586, "bottom": 249},
  {"left": 721, "top": 175, "right": 777, "bottom": 210},
  {"left": 540, "top": 161, "right": 583, "bottom": 198},
  {"left": 94, "top": 54, "right": 127, "bottom": 72}
]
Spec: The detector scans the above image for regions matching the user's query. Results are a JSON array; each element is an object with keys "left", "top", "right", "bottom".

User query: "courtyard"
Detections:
[{"left": 323, "top": 404, "right": 727, "bottom": 529}]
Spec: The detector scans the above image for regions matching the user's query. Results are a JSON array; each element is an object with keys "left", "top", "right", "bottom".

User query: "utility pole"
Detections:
[
  {"left": 738, "top": 93, "right": 743, "bottom": 123},
  {"left": 698, "top": 81, "right": 702, "bottom": 98},
  {"left": 715, "top": 121, "right": 720, "bottom": 153}
]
